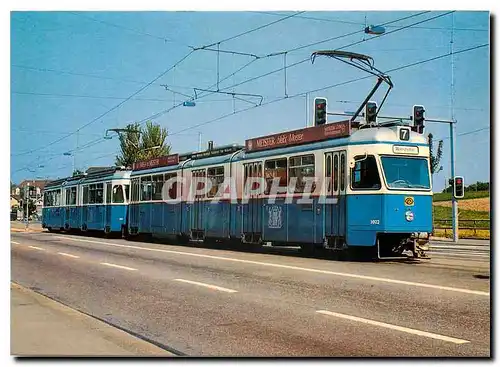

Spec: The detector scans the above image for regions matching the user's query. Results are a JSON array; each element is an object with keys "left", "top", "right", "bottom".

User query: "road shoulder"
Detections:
[{"left": 10, "top": 283, "right": 174, "bottom": 357}]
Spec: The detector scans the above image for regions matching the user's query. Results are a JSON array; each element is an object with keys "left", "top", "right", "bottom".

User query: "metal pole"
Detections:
[
  {"left": 75, "top": 129, "right": 79, "bottom": 173},
  {"left": 25, "top": 182, "right": 29, "bottom": 229},
  {"left": 450, "top": 13, "right": 458, "bottom": 243},
  {"left": 450, "top": 123, "right": 458, "bottom": 242},
  {"left": 305, "top": 93, "right": 309, "bottom": 127},
  {"left": 198, "top": 132, "right": 202, "bottom": 152}
]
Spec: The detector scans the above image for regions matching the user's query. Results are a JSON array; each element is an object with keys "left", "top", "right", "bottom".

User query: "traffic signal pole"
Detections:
[{"left": 449, "top": 122, "right": 459, "bottom": 243}]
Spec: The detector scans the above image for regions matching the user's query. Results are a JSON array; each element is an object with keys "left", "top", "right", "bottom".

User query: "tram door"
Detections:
[
  {"left": 105, "top": 182, "right": 112, "bottom": 230},
  {"left": 190, "top": 169, "right": 205, "bottom": 237},
  {"left": 243, "top": 162, "right": 263, "bottom": 242},
  {"left": 324, "top": 150, "right": 347, "bottom": 245},
  {"left": 64, "top": 188, "right": 71, "bottom": 228}
]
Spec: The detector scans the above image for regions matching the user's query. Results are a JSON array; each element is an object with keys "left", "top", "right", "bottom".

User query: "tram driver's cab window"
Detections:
[{"left": 351, "top": 155, "right": 381, "bottom": 190}]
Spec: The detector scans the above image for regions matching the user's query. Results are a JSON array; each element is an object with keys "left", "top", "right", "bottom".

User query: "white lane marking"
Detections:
[
  {"left": 11, "top": 241, "right": 20, "bottom": 244},
  {"left": 58, "top": 252, "right": 80, "bottom": 259},
  {"left": 100, "top": 262, "right": 137, "bottom": 271},
  {"left": 316, "top": 310, "right": 470, "bottom": 345},
  {"left": 28, "top": 246, "right": 45, "bottom": 251},
  {"left": 174, "top": 278, "right": 237, "bottom": 293},
  {"left": 53, "top": 235, "right": 489, "bottom": 296},
  {"left": 431, "top": 246, "right": 490, "bottom": 251},
  {"left": 431, "top": 252, "right": 490, "bottom": 258}
]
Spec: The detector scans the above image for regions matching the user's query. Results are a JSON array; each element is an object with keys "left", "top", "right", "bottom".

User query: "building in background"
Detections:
[{"left": 11, "top": 179, "right": 51, "bottom": 219}]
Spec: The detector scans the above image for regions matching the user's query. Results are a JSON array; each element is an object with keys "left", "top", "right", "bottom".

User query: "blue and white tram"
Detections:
[
  {"left": 42, "top": 167, "right": 131, "bottom": 235},
  {"left": 125, "top": 121, "right": 431, "bottom": 258}
]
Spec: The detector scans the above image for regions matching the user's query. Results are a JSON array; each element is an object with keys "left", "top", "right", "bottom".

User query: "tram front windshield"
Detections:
[{"left": 380, "top": 156, "right": 430, "bottom": 190}]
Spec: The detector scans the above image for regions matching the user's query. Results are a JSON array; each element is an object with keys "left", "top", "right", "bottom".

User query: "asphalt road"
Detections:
[{"left": 11, "top": 231, "right": 490, "bottom": 357}]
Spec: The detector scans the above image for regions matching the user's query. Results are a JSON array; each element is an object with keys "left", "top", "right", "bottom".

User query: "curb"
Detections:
[{"left": 11, "top": 227, "right": 45, "bottom": 233}]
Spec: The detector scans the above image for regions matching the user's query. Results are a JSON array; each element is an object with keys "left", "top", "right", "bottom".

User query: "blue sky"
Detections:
[{"left": 10, "top": 11, "right": 490, "bottom": 191}]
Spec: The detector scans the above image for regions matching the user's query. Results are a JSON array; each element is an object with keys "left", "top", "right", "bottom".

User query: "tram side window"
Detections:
[
  {"left": 54, "top": 189, "right": 61, "bottom": 206},
  {"left": 65, "top": 188, "right": 71, "bottom": 205},
  {"left": 113, "top": 185, "right": 124, "bottom": 203},
  {"left": 141, "top": 176, "right": 152, "bottom": 201},
  {"left": 152, "top": 174, "right": 164, "bottom": 201},
  {"left": 351, "top": 155, "right": 381, "bottom": 190},
  {"left": 340, "top": 154, "right": 345, "bottom": 191},
  {"left": 264, "top": 158, "right": 287, "bottom": 194},
  {"left": 106, "top": 183, "right": 112, "bottom": 204},
  {"left": 44, "top": 191, "right": 53, "bottom": 207},
  {"left": 82, "top": 186, "right": 89, "bottom": 204},
  {"left": 131, "top": 179, "right": 139, "bottom": 202},
  {"left": 289, "top": 154, "right": 315, "bottom": 193},
  {"left": 95, "top": 183, "right": 104, "bottom": 204},
  {"left": 65, "top": 187, "right": 77, "bottom": 205},
  {"left": 125, "top": 184, "right": 130, "bottom": 202},
  {"left": 207, "top": 167, "right": 224, "bottom": 198},
  {"left": 192, "top": 170, "right": 206, "bottom": 198},
  {"left": 325, "top": 155, "right": 332, "bottom": 193},
  {"left": 333, "top": 155, "right": 339, "bottom": 192},
  {"left": 165, "top": 173, "right": 177, "bottom": 200},
  {"left": 88, "top": 184, "right": 96, "bottom": 204},
  {"left": 70, "top": 187, "right": 77, "bottom": 205}
]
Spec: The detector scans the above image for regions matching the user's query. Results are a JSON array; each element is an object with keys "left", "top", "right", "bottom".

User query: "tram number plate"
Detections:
[
  {"left": 399, "top": 128, "right": 410, "bottom": 141},
  {"left": 404, "top": 196, "right": 415, "bottom": 206}
]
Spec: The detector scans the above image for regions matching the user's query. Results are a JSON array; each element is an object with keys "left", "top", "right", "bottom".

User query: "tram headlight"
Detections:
[{"left": 405, "top": 210, "right": 414, "bottom": 222}]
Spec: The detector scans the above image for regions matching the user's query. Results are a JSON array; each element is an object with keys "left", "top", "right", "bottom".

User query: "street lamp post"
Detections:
[{"left": 25, "top": 181, "right": 29, "bottom": 229}]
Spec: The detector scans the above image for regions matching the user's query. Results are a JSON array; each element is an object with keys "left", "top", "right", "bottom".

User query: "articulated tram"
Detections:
[
  {"left": 42, "top": 119, "right": 432, "bottom": 259},
  {"left": 42, "top": 167, "right": 130, "bottom": 236}
]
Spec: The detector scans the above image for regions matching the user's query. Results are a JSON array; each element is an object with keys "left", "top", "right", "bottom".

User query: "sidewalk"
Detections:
[
  {"left": 10, "top": 283, "right": 174, "bottom": 356},
  {"left": 10, "top": 221, "right": 44, "bottom": 233},
  {"left": 430, "top": 236, "right": 490, "bottom": 246}
]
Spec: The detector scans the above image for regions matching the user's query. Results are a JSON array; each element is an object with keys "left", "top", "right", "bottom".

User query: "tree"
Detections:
[
  {"left": 115, "top": 121, "right": 171, "bottom": 167},
  {"left": 428, "top": 133, "right": 443, "bottom": 175},
  {"left": 73, "top": 169, "right": 84, "bottom": 176}
]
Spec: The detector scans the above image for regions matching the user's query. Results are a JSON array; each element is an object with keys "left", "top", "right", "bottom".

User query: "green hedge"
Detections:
[
  {"left": 433, "top": 190, "right": 489, "bottom": 202},
  {"left": 432, "top": 205, "right": 490, "bottom": 229}
]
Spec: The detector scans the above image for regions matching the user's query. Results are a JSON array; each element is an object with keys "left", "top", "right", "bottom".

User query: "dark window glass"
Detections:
[
  {"left": 289, "top": 154, "right": 315, "bottom": 193},
  {"left": 125, "top": 184, "right": 130, "bottom": 202},
  {"left": 113, "top": 185, "right": 124, "bottom": 203},
  {"left": 340, "top": 154, "right": 345, "bottom": 191},
  {"left": 83, "top": 186, "right": 89, "bottom": 204},
  {"left": 381, "top": 157, "right": 430, "bottom": 189},
  {"left": 264, "top": 158, "right": 287, "bottom": 194},
  {"left": 106, "top": 183, "right": 112, "bottom": 204},
  {"left": 351, "top": 155, "right": 381, "bottom": 190}
]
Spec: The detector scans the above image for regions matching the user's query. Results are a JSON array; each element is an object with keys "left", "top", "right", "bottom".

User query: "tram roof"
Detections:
[{"left": 129, "top": 124, "right": 429, "bottom": 174}]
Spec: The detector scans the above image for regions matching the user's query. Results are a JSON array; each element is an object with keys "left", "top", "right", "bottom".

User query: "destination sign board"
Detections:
[
  {"left": 392, "top": 145, "right": 419, "bottom": 155},
  {"left": 245, "top": 120, "right": 351, "bottom": 152},
  {"left": 132, "top": 154, "right": 179, "bottom": 171},
  {"left": 191, "top": 146, "right": 242, "bottom": 160}
]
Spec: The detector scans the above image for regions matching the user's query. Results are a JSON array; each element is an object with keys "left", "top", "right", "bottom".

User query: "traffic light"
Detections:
[
  {"left": 365, "top": 101, "right": 378, "bottom": 125},
  {"left": 454, "top": 176, "right": 465, "bottom": 199},
  {"left": 314, "top": 97, "right": 327, "bottom": 126},
  {"left": 412, "top": 105, "right": 425, "bottom": 134}
]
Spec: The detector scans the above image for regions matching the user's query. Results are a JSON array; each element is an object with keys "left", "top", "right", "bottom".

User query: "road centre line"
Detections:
[
  {"left": 316, "top": 310, "right": 470, "bottom": 345},
  {"left": 58, "top": 252, "right": 80, "bottom": 259},
  {"left": 174, "top": 279, "right": 238, "bottom": 293},
  {"left": 100, "top": 262, "right": 137, "bottom": 271},
  {"left": 28, "top": 245, "right": 45, "bottom": 251},
  {"left": 11, "top": 241, "right": 20, "bottom": 244},
  {"left": 53, "top": 235, "right": 489, "bottom": 297}
]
